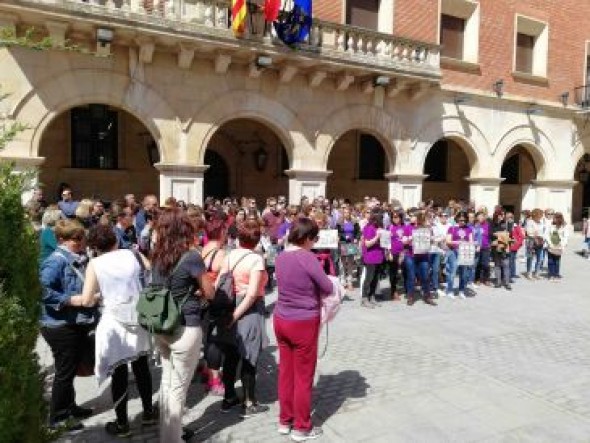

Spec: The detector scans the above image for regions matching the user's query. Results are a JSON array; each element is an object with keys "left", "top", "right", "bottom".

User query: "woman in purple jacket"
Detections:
[{"left": 274, "top": 218, "right": 333, "bottom": 442}]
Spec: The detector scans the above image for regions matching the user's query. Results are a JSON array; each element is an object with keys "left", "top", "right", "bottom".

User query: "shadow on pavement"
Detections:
[{"left": 312, "top": 370, "right": 370, "bottom": 426}]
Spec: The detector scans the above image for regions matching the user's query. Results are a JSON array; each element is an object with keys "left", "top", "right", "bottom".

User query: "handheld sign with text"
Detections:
[
  {"left": 457, "top": 241, "right": 476, "bottom": 266},
  {"left": 412, "top": 228, "right": 432, "bottom": 255},
  {"left": 313, "top": 229, "right": 339, "bottom": 249},
  {"left": 379, "top": 229, "right": 391, "bottom": 249}
]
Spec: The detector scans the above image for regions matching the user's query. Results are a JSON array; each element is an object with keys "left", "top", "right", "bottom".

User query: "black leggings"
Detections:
[
  {"left": 362, "top": 263, "right": 381, "bottom": 299},
  {"left": 111, "top": 356, "right": 153, "bottom": 425},
  {"left": 220, "top": 343, "right": 257, "bottom": 404}
]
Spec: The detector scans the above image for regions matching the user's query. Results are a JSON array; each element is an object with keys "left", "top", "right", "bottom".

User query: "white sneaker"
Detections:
[
  {"left": 278, "top": 424, "right": 292, "bottom": 435},
  {"left": 446, "top": 292, "right": 456, "bottom": 299},
  {"left": 468, "top": 282, "right": 478, "bottom": 290},
  {"left": 458, "top": 291, "right": 467, "bottom": 299},
  {"left": 291, "top": 427, "right": 323, "bottom": 442},
  {"left": 437, "top": 289, "right": 446, "bottom": 298}
]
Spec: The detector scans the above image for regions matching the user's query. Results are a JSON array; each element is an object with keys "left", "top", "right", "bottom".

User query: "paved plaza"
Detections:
[{"left": 40, "top": 234, "right": 590, "bottom": 443}]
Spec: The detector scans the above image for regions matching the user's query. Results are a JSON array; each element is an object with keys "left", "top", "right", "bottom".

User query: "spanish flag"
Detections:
[{"left": 231, "top": 0, "right": 247, "bottom": 37}]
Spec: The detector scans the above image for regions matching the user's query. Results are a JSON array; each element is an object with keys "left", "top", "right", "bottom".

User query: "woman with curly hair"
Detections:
[{"left": 150, "top": 209, "right": 214, "bottom": 443}]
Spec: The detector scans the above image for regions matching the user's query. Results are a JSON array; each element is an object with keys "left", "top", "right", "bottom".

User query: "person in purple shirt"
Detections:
[
  {"left": 474, "top": 211, "right": 492, "bottom": 287},
  {"left": 445, "top": 211, "right": 475, "bottom": 299},
  {"left": 360, "top": 210, "right": 384, "bottom": 308},
  {"left": 386, "top": 210, "right": 405, "bottom": 301},
  {"left": 274, "top": 218, "right": 332, "bottom": 441},
  {"left": 406, "top": 211, "right": 437, "bottom": 306}
]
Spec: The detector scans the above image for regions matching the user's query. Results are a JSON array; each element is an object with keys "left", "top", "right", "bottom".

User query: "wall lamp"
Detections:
[
  {"left": 560, "top": 91, "right": 570, "bottom": 107},
  {"left": 253, "top": 145, "right": 269, "bottom": 172},
  {"left": 96, "top": 27, "right": 114, "bottom": 47},
  {"left": 373, "top": 76, "right": 390, "bottom": 87},
  {"left": 493, "top": 79, "right": 504, "bottom": 98},
  {"left": 255, "top": 55, "right": 273, "bottom": 69}
]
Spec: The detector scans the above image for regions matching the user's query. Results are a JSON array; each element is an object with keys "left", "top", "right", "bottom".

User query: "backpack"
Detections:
[
  {"left": 208, "top": 251, "right": 254, "bottom": 317},
  {"left": 136, "top": 252, "right": 191, "bottom": 335}
]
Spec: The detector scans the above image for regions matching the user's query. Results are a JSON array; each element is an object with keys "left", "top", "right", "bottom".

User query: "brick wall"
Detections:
[
  {"left": 441, "top": 0, "right": 590, "bottom": 103},
  {"left": 393, "top": 0, "right": 439, "bottom": 44},
  {"left": 315, "top": 0, "right": 342, "bottom": 23}
]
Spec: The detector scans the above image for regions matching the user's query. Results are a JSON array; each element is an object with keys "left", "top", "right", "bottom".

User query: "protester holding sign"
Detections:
[
  {"left": 360, "top": 210, "right": 384, "bottom": 308},
  {"left": 407, "top": 212, "right": 437, "bottom": 306},
  {"left": 445, "top": 212, "right": 475, "bottom": 299},
  {"left": 545, "top": 212, "right": 568, "bottom": 281}
]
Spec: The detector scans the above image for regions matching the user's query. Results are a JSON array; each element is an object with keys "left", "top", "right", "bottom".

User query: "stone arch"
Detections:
[
  {"left": 411, "top": 115, "right": 490, "bottom": 176},
  {"left": 189, "top": 91, "right": 312, "bottom": 168},
  {"left": 11, "top": 69, "right": 178, "bottom": 163},
  {"left": 316, "top": 105, "right": 399, "bottom": 171},
  {"left": 494, "top": 125, "right": 554, "bottom": 180}
]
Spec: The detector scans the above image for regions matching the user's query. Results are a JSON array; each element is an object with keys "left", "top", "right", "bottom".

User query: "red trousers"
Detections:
[{"left": 273, "top": 315, "right": 320, "bottom": 432}]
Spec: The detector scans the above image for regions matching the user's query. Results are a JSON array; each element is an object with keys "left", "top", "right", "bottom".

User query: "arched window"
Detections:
[{"left": 71, "top": 104, "right": 118, "bottom": 169}]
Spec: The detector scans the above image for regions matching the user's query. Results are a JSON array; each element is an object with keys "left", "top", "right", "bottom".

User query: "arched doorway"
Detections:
[
  {"left": 204, "top": 119, "right": 289, "bottom": 201},
  {"left": 422, "top": 138, "right": 472, "bottom": 206},
  {"left": 326, "top": 130, "right": 390, "bottom": 202},
  {"left": 38, "top": 103, "right": 159, "bottom": 203},
  {"left": 572, "top": 153, "right": 590, "bottom": 224},
  {"left": 204, "top": 150, "right": 230, "bottom": 199},
  {"left": 499, "top": 145, "right": 538, "bottom": 215}
]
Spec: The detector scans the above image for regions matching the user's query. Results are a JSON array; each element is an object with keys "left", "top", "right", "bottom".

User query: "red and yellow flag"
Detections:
[{"left": 231, "top": 0, "right": 247, "bottom": 37}]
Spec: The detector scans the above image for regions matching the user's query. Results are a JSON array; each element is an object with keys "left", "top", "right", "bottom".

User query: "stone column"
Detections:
[
  {"left": 155, "top": 163, "right": 208, "bottom": 206},
  {"left": 531, "top": 179, "right": 577, "bottom": 224},
  {"left": 466, "top": 177, "right": 503, "bottom": 212},
  {"left": 284, "top": 169, "right": 331, "bottom": 205},
  {"left": 386, "top": 173, "right": 427, "bottom": 208}
]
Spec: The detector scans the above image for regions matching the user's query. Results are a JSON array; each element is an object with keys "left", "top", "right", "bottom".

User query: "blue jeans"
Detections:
[
  {"left": 547, "top": 252, "right": 561, "bottom": 278},
  {"left": 429, "top": 253, "right": 442, "bottom": 290},
  {"left": 446, "top": 250, "right": 468, "bottom": 293},
  {"left": 466, "top": 252, "right": 478, "bottom": 284},
  {"left": 526, "top": 247, "right": 543, "bottom": 274},
  {"left": 475, "top": 248, "right": 491, "bottom": 283},
  {"left": 404, "top": 255, "right": 429, "bottom": 297},
  {"left": 509, "top": 251, "right": 517, "bottom": 278}
]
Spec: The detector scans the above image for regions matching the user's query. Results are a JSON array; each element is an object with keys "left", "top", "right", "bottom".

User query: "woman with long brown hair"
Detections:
[{"left": 150, "top": 209, "right": 214, "bottom": 443}]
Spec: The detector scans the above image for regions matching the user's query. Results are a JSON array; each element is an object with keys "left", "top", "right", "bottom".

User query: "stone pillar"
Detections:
[
  {"left": 284, "top": 169, "right": 331, "bottom": 205},
  {"left": 386, "top": 173, "right": 427, "bottom": 208},
  {"left": 531, "top": 180, "right": 577, "bottom": 224},
  {"left": 155, "top": 163, "right": 208, "bottom": 206},
  {"left": 466, "top": 177, "right": 502, "bottom": 212}
]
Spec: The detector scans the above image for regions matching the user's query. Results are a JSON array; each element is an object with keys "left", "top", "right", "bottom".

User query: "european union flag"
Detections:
[{"left": 275, "top": 0, "right": 313, "bottom": 46}]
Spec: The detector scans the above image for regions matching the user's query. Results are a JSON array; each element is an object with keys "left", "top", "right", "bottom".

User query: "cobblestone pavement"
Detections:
[{"left": 39, "top": 234, "right": 590, "bottom": 442}]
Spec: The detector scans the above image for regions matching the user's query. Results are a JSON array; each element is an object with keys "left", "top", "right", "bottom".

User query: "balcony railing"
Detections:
[
  {"left": 575, "top": 85, "right": 590, "bottom": 109},
  {"left": 6, "top": 0, "right": 440, "bottom": 79}
]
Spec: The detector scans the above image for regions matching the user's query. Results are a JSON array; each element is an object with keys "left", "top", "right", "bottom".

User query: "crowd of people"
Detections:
[{"left": 31, "top": 184, "right": 576, "bottom": 441}]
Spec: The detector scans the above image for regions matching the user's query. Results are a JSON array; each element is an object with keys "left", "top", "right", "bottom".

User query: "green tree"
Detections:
[{"left": 0, "top": 91, "right": 46, "bottom": 441}]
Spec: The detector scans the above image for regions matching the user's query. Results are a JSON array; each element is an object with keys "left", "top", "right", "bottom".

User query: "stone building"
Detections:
[{"left": 1, "top": 0, "right": 590, "bottom": 222}]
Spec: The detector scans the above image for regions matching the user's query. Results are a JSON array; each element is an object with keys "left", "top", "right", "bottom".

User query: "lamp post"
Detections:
[{"left": 253, "top": 145, "right": 268, "bottom": 172}]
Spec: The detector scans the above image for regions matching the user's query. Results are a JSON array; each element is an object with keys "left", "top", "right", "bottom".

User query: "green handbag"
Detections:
[{"left": 136, "top": 253, "right": 192, "bottom": 335}]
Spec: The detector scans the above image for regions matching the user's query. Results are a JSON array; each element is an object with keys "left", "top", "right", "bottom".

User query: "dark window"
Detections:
[
  {"left": 515, "top": 33, "right": 534, "bottom": 73},
  {"left": 71, "top": 105, "right": 118, "bottom": 169},
  {"left": 425, "top": 140, "right": 448, "bottom": 182},
  {"left": 501, "top": 154, "right": 520, "bottom": 184},
  {"left": 586, "top": 55, "right": 590, "bottom": 84},
  {"left": 440, "top": 14, "right": 465, "bottom": 59},
  {"left": 347, "top": 0, "right": 379, "bottom": 30},
  {"left": 358, "top": 133, "right": 385, "bottom": 180}
]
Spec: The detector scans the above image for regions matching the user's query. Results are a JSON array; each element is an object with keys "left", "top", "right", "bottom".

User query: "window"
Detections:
[
  {"left": 71, "top": 105, "right": 118, "bottom": 169},
  {"left": 424, "top": 140, "right": 448, "bottom": 182},
  {"left": 440, "top": 0, "right": 479, "bottom": 64},
  {"left": 513, "top": 15, "right": 548, "bottom": 78},
  {"left": 440, "top": 14, "right": 465, "bottom": 60},
  {"left": 347, "top": 0, "right": 380, "bottom": 30},
  {"left": 501, "top": 154, "right": 520, "bottom": 185},
  {"left": 515, "top": 33, "right": 534, "bottom": 74},
  {"left": 358, "top": 133, "right": 385, "bottom": 180}
]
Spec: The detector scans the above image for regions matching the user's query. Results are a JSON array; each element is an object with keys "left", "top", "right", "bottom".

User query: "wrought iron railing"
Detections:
[{"left": 575, "top": 85, "right": 590, "bottom": 109}]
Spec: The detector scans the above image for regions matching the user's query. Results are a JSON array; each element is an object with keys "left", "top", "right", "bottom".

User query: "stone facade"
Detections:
[{"left": 0, "top": 0, "right": 589, "bottom": 223}]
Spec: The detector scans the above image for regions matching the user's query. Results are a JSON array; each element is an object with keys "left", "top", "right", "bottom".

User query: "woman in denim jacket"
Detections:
[{"left": 40, "top": 219, "right": 98, "bottom": 431}]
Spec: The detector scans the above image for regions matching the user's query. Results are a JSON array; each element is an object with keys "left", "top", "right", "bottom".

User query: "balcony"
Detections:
[
  {"left": 1, "top": 0, "right": 440, "bottom": 87},
  {"left": 575, "top": 85, "right": 590, "bottom": 110}
]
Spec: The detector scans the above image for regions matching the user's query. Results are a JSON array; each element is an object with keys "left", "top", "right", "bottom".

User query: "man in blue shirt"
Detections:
[{"left": 57, "top": 187, "right": 79, "bottom": 219}]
